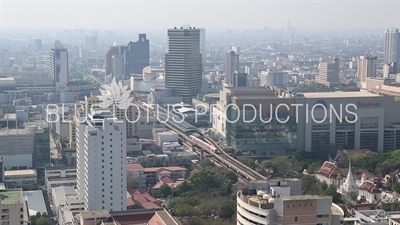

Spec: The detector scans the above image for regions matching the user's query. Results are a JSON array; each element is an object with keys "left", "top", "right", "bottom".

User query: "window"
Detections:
[
  {"left": 294, "top": 216, "right": 298, "bottom": 222},
  {"left": 316, "top": 214, "right": 329, "bottom": 218},
  {"left": 1, "top": 209, "right": 9, "bottom": 213}
]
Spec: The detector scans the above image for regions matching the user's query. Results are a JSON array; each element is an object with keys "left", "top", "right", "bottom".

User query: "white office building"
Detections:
[{"left": 76, "top": 110, "right": 127, "bottom": 211}]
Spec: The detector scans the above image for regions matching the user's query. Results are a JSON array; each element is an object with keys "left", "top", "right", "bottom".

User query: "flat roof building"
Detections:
[{"left": 0, "top": 188, "right": 30, "bottom": 225}]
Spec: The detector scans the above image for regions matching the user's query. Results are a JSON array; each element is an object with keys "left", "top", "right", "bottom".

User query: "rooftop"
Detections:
[
  {"left": 80, "top": 210, "right": 111, "bottom": 219},
  {"left": 5, "top": 169, "right": 37, "bottom": 176},
  {"left": 302, "top": 91, "right": 380, "bottom": 98},
  {"left": 0, "top": 189, "right": 23, "bottom": 205},
  {"left": 23, "top": 190, "right": 47, "bottom": 216}
]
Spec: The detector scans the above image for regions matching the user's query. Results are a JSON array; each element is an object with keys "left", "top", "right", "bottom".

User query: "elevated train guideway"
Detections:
[{"left": 157, "top": 113, "right": 197, "bottom": 133}]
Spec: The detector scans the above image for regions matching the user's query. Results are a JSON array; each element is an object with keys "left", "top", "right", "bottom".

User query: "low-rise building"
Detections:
[
  {"left": 45, "top": 167, "right": 77, "bottom": 193},
  {"left": 237, "top": 189, "right": 344, "bottom": 225},
  {"left": 4, "top": 169, "right": 37, "bottom": 188},
  {"left": 358, "top": 180, "right": 381, "bottom": 203},
  {"left": 127, "top": 164, "right": 187, "bottom": 185},
  {"left": 316, "top": 161, "right": 346, "bottom": 188}
]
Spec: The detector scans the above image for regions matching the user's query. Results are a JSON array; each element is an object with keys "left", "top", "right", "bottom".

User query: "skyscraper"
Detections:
[
  {"left": 225, "top": 51, "right": 239, "bottom": 86},
  {"left": 165, "top": 27, "right": 202, "bottom": 103},
  {"left": 84, "top": 35, "right": 98, "bottom": 52},
  {"left": 316, "top": 57, "right": 339, "bottom": 85},
  {"left": 124, "top": 34, "right": 150, "bottom": 77},
  {"left": 384, "top": 28, "right": 400, "bottom": 73},
  {"left": 112, "top": 54, "right": 124, "bottom": 80},
  {"left": 33, "top": 39, "right": 42, "bottom": 52},
  {"left": 199, "top": 28, "right": 206, "bottom": 57},
  {"left": 50, "top": 41, "right": 68, "bottom": 102},
  {"left": 105, "top": 46, "right": 120, "bottom": 75},
  {"left": 1, "top": 50, "right": 10, "bottom": 67},
  {"left": 76, "top": 110, "right": 127, "bottom": 211},
  {"left": 356, "top": 56, "right": 377, "bottom": 83}
]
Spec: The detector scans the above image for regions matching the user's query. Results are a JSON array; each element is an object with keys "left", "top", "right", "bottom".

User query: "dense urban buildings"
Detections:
[{"left": 165, "top": 27, "right": 202, "bottom": 103}]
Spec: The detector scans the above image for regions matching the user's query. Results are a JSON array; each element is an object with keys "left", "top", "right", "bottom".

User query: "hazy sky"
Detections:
[{"left": 1, "top": 0, "right": 399, "bottom": 31}]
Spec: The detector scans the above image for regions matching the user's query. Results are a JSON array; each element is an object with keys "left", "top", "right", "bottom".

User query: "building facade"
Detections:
[
  {"left": 316, "top": 57, "right": 339, "bottom": 85},
  {"left": 165, "top": 27, "right": 202, "bottom": 103},
  {"left": 384, "top": 28, "right": 400, "bottom": 73},
  {"left": 124, "top": 34, "right": 150, "bottom": 77},
  {"left": 212, "top": 87, "right": 297, "bottom": 156},
  {"left": 296, "top": 91, "right": 400, "bottom": 152},
  {"left": 50, "top": 40, "right": 69, "bottom": 103},
  {"left": 357, "top": 56, "right": 377, "bottom": 86},
  {"left": 0, "top": 188, "right": 30, "bottom": 225},
  {"left": 225, "top": 51, "right": 240, "bottom": 86},
  {"left": 76, "top": 110, "right": 127, "bottom": 211},
  {"left": 260, "top": 71, "right": 289, "bottom": 87},
  {"left": 237, "top": 189, "right": 344, "bottom": 225}
]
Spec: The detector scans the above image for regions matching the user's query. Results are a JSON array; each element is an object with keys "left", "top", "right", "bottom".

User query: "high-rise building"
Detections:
[
  {"left": 225, "top": 51, "right": 239, "bottom": 86},
  {"left": 84, "top": 35, "right": 98, "bottom": 52},
  {"left": 76, "top": 110, "right": 127, "bottom": 211},
  {"left": 1, "top": 50, "right": 10, "bottom": 67},
  {"left": 124, "top": 34, "right": 150, "bottom": 77},
  {"left": 316, "top": 57, "right": 339, "bottom": 85},
  {"left": 356, "top": 56, "right": 377, "bottom": 83},
  {"left": 32, "top": 124, "right": 50, "bottom": 169},
  {"left": 33, "top": 39, "right": 42, "bottom": 52},
  {"left": 14, "top": 50, "right": 24, "bottom": 65},
  {"left": 260, "top": 71, "right": 289, "bottom": 87},
  {"left": 232, "top": 72, "right": 247, "bottom": 87},
  {"left": 105, "top": 46, "right": 120, "bottom": 75},
  {"left": 50, "top": 41, "right": 69, "bottom": 103},
  {"left": 165, "top": 27, "right": 202, "bottom": 103},
  {"left": 199, "top": 28, "right": 206, "bottom": 61},
  {"left": 112, "top": 55, "right": 124, "bottom": 80},
  {"left": 384, "top": 28, "right": 400, "bottom": 72}
]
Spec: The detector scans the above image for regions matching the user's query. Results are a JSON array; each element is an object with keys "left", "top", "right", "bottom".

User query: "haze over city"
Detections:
[
  {"left": 2, "top": 0, "right": 400, "bottom": 225},
  {"left": 1, "top": 0, "right": 400, "bottom": 31}
]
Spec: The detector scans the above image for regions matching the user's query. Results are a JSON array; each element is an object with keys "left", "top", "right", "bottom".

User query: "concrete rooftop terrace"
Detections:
[
  {"left": 0, "top": 189, "right": 23, "bottom": 205},
  {"left": 302, "top": 91, "right": 380, "bottom": 98}
]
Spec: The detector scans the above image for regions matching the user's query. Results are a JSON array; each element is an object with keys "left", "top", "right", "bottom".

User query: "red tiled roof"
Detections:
[
  {"left": 127, "top": 164, "right": 187, "bottom": 173},
  {"left": 316, "top": 161, "right": 345, "bottom": 179},
  {"left": 359, "top": 181, "right": 381, "bottom": 194},
  {"left": 113, "top": 214, "right": 155, "bottom": 225},
  {"left": 127, "top": 163, "right": 144, "bottom": 171},
  {"left": 127, "top": 188, "right": 160, "bottom": 210},
  {"left": 361, "top": 172, "right": 376, "bottom": 180},
  {"left": 160, "top": 176, "right": 175, "bottom": 184}
]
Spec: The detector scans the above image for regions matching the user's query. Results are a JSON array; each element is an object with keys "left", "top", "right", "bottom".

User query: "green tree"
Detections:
[
  {"left": 36, "top": 217, "right": 52, "bottom": 225},
  {"left": 307, "top": 161, "right": 322, "bottom": 174},
  {"left": 323, "top": 185, "right": 343, "bottom": 204},
  {"left": 175, "top": 181, "right": 192, "bottom": 196},
  {"left": 261, "top": 160, "right": 277, "bottom": 171},
  {"left": 30, "top": 183, "right": 40, "bottom": 190},
  {"left": 348, "top": 192, "right": 358, "bottom": 202},
  {"left": 189, "top": 170, "right": 219, "bottom": 192},
  {"left": 158, "top": 184, "right": 172, "bottom": 198},
  {"left": 393, "top": 183, "right": 400, "bottom": 193},
  {"left": 239, "top": 158, "right": 256, "bottom": 169},
  {"left": 216, "top": 199, "right": 236, "bottom": 218},
  {"left": 126, "top": 175, "right": 137, "bottom": 190}
]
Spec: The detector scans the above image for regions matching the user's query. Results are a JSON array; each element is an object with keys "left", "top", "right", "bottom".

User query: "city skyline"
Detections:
[{"left": 1, "top": 1, "right": 400, "bottom": 31}]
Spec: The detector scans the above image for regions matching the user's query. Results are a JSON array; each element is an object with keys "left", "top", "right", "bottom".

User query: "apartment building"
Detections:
[{"left": 0, "top": 188, "right": 30, "bottom": 225}]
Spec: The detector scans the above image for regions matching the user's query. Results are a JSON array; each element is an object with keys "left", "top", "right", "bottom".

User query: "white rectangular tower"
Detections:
[{"left": 76, "top": 110, "right": 127, "bottom": 211}]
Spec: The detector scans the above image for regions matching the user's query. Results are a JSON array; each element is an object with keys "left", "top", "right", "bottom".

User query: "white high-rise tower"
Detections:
[
  {"left": 50, "top": 40, "right": 69, "bottom": 103},
  {"left": 76, "top": 110, "right": 127, "bottom": 211},
  {"left": 384, "top": 28, "right": 400, "bottom": 73}
]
